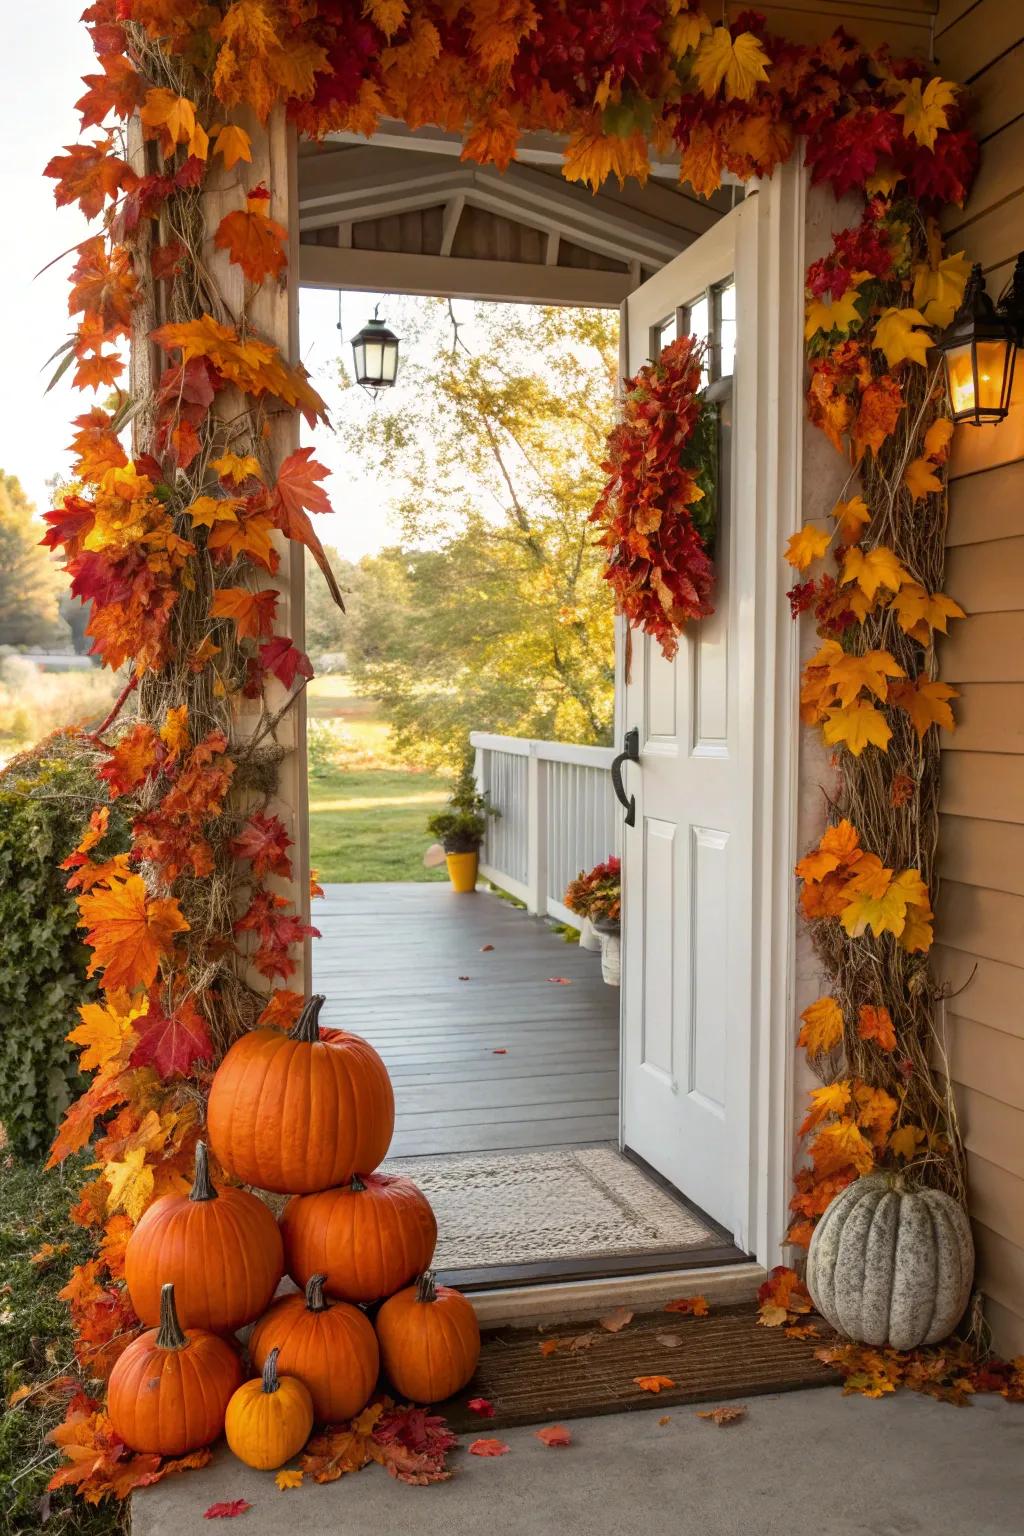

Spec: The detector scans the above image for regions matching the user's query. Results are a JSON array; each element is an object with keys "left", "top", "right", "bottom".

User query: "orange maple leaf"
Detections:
[
  {"left": 634, "top": 1375, "right": 676, "bottom": 1394},
  {"left": 889, "top": 677, "right": 958, "bottom": 740},
  {"left": 210, "top": 585, "right": 279, "bottom": 640},
  {"left": 78, "top": 876, "right": 189, "bottom": 992},
  {"left": 857, "top": 1005, "right": 897, "bottom": 1051},
  {"left": 214, "top": 189, "right": 288, "bottom": 284}
]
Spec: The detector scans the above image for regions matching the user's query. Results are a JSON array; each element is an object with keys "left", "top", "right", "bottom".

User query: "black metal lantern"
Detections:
[
  {"left": 936, "top": 258, "right": 1023, "bottom": 427},
  {"left": 349, "top": 306, "right": 400, "bottom": 399}
]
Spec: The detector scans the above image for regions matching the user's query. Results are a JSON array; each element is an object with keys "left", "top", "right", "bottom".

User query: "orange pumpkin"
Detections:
[
  {"left": 281, "top": 1172, "right": 437, "bottom": 1304},
  {"left": 125, "top": 1140, "right": 284, "bottom": 1332},
  {"left": 207, "top": 995, "right": 394, "bottom": 1194},
  {"left": 249, "top": 1273, "right": 379, "bottom": 1423},
  {"left": 107, "top": 1283, "right": 243, "bottom": 1455},
  {"left": 375, "top": 1271, "right": 480, "bottom": 1403}
]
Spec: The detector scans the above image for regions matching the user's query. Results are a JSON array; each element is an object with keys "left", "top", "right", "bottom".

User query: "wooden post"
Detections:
[{"left": 525, "top": 742, "right": 548, "bottom": 917}]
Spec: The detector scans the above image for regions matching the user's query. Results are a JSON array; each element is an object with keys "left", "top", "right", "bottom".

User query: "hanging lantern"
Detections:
[
  {"left": 350, "top": 307, "right": 400, "bottom": 399},
  {"left": 936, "top": 259, "right": 1022, "bottom": 427}
]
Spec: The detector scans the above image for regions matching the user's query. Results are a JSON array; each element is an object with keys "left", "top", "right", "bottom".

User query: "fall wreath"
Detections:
[{"left": 590, "top": 336, "right": 718, "bottom": 660}]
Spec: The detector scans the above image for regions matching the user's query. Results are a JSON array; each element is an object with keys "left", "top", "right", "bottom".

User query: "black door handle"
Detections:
[{"left": 610, "top": 727, "right": 640, "bottom": 827}]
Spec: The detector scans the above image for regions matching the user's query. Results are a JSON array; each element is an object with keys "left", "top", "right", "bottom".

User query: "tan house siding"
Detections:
[{"left": 935, "top": 0, "right": 1024, "bottom": 1357}]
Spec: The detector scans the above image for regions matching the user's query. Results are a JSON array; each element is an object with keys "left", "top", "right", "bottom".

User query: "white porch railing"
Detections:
[{"left": 470, "top": 732, "right": 618, "bottom": 927}]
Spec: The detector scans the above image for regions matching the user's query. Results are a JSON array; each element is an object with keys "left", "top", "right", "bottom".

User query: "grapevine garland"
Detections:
[{"left": 36, "top": 0, "right": 986, "bottom": 1503}]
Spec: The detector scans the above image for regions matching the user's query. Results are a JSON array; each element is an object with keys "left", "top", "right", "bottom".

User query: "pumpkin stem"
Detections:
[
  {"left": 290, "top": 994, "right": 326, "bottom": 1043},
  {"left": 305, "top": 1272, "right": 329, "bottom": 1313},
  {"left": 155, "top": 1283, "right": 188, "bottom": 1351},
  {"left": 189, "top": 1140, "right": 218, "bottom": 1203},
  {"left": 350, "top": 1174, "right": 367, "bottom": 1192},
  {"left": 415, "top": 1270, "right": 438, "bottom": 1304},
  {"left": 262, "top": 1347, "right": 281, "bottom": 1394}
]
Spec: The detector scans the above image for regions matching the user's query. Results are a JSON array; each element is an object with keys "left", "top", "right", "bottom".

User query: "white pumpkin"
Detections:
[{"left": 806, "top": 1173, "right": 973, "bottom": 1351}]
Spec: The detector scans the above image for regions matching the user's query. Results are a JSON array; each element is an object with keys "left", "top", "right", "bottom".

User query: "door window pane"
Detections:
[
  {"left": 658, "top": 313, "right": 678, "bottom": 353},
  {"left": 717, "top": 282, "right": 736, "bottom": 380}
]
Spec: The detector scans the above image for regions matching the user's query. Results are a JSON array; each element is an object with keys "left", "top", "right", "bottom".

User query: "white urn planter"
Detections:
[
  {"left": 594, "top": 923, "right": 621, "bottom": 986},
  {"left": 579, "top": 916, "right": 602, "bottom": 952},
  {"left": 806, "top": 1173, "right": 974, "bottom": 1351}
]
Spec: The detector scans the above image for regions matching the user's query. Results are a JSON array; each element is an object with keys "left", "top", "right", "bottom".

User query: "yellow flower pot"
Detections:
[{"left": 446, "top": 850, "right": 479, "bottom": 893}]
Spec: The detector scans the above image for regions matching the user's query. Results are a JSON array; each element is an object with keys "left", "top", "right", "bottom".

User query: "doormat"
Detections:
[
  {"left": 443, "top": 1304, "right": 839, "bottom": 1432},
  {"left": 382, "top": 1145, "right": 719, "bottom": 1270}
]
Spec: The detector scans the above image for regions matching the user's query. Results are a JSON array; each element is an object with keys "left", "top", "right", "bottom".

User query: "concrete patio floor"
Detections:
[{"left": 133, "top": 1387, "right": 1023, "bottom": 1536}]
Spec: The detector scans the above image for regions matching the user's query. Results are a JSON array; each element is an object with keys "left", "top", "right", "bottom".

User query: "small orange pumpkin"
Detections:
[
  {"left": 375, "top": 1271, "right": 480, "bottom": 1404},
  {"left": 281, "top": 1172, "right": 437, "bottom": 1304},
  {"left": 224, "top": 1347, "right": 314, "bottom": 1470},
  {"left": 125, "top": 1140, "right": 284, "bottom": 1332},
  {"left": 249, "top": 1273, "right": 379, "bottom": 1423},
  {"left": 107, "top": 1283, "right": 243, "bottom": 1456},
  {"left": 207, "top": 995, "right": 394, "bottom": 1194}
]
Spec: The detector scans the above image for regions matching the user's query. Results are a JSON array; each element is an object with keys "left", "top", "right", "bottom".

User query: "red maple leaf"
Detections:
[
  {"left": 129, "top": 995, "right": 214, "bottom": 1077},
  {"left": 259, "top": 635, "right": 314, "bottom": 689},
  {"left": 231, "top": 812, "right": 293, "bottom": 879},
  {"left": 468, "top": 1397, "right": 495, "bottom": 1417},
  {"left": 268, "top": 448, "right": 343, "bottom": 609},
  {"left": 204, "top": 1502, "right": 251, "bottom": 1520},
  {"left": 234, "top": 889, "right": 319, "bottom": 980}
]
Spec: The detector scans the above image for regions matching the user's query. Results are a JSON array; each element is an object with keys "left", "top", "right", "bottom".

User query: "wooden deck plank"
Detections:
[{"left": 313, "top": 882, "right": 620, "bottom": 1156}]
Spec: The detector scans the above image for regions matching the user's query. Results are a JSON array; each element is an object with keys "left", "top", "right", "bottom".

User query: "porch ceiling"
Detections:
[{"left": 296, "top": 135, "right": 733, "bottom": 307}]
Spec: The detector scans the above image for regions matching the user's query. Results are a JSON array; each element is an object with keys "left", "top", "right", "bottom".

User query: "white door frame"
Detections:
[{"left": 616, "top": 157, "right": 807, "bottom": 1269}]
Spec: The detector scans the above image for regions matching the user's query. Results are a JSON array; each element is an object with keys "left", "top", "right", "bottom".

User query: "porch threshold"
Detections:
[{"left": 466, "top": 1259, "right": 764, "bottom": 1329}]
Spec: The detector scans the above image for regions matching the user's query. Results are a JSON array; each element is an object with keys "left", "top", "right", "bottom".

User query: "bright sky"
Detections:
[{"left": 0, "top": 0, "right": 481, "bottom": 562}]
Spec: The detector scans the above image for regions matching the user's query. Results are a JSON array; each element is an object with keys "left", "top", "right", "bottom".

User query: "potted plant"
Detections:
[
  {"left": 426, "top": 757, "right": 499, "bottom": 894},
  {"left": 564, "top": 857, "right": 621, "bottom": 984}
]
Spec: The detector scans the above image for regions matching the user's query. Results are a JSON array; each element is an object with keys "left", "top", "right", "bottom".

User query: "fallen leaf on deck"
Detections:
[
  {"left": 468, "top": 1398, "right": 495, "bottom": 1417},
  {"left": 599, "top": 1306, "right": 633, "bottom": 1332},
  {"left": 539, "top": 1339, "right": 561, "bottom": 1357},
  {"left": 634, "top": 1376, "right": 676, "bottom": 1394},
  {"left": 547, "top": 977, "right": 572, "bottom": 984},
  {"left": 468, "top": 1438, "right": 510, "bottom": 1457},
  {"left": 784, "top": 1323, "right": 821, "bottom": 1340},
  {"left": 480, "top": 944, "right": 494, "bottom": 952},
  {"left": 758, "top": 1303, "right": 790, "bottom": 1328},
  {"left": 492, "top": 1048, "right": 507, "bottom": 1055},
  {"left": 458, "top": 975, "right": 470, "bottom": 981},
  {"left": 204, "top": 1502, "right": 252, "bottom": 1519},
  {"left": 568, "top": 1332, "right": 597, "bottom": 1352},
  {"left": 656, "top": 1333, "right": 683, "bottom": 1348},
  {"left": 275, "top": 1469, "right": 302, "bottom": 1490},
  {"left": 535, "top": 1425, "right": 572, "bottom": 1447},
  {"left": 664, "top": 1295, "right": 709, "bottom": 1316},
  {"left": 696, "top": 1405, "right": 747, "bottom": 1426}
]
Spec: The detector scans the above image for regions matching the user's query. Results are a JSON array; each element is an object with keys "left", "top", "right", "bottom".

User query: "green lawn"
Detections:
[{"left": 305, "top": 674, "right": 450, "bottom": 884}]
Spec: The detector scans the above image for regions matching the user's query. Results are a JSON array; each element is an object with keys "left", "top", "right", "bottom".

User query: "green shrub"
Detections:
[
  {"left": 0, "top": 733, "right": 127, "bottom": 1158},
  {"left": 426, "top": 754, "right": 499, "bottom": 853}
]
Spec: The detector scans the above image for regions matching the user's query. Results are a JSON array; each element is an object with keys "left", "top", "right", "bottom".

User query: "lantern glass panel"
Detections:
[
  {"left": 362, "top": 340, "right": 385, "bottom": 382},
  {"left": 381, "top": 339, "right": 399, "bottom": 382}
]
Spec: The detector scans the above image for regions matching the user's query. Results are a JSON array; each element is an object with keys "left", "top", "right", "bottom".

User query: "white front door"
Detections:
[{"left": 618, "top": 202, "right": 757, "bottom": 1241}]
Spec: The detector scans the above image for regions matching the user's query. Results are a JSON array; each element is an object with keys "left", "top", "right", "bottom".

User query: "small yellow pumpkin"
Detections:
[{"left": 225, "top": 1347, "right": 314, "bottom": 1471}]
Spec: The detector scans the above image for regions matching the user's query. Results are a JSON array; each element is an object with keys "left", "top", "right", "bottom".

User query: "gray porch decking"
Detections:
[{"left": 312, "top": 882, "right": 619, "bottom": 1159}]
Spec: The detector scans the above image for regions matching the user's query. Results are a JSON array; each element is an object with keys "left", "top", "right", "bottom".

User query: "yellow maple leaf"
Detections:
[
  {"left": 832, "top": 495, "right": 871, "bottom": 544},
  {"left": 889, "top": 677, "right": 958, "bottom": 739},
  {"left": 800, "top": 1080, "right": 853, "bottom": 1134},
  {"left": 826, "top": 648, "right": 905, "bottom": 707},
  {"left": 922, "top": 417, "right": 954, "bottom": 461},
  {"left": 666, "top": 3, "right": 711, "bottom": 56},
  {"left": 139, "top": 88, "right": 197, "bottom": 150},
  {"left": 563, "top": 128, "right": 650, "bottom": 191},
  {"left": 187, "top": 496, "right": 239, "bottom": 529},
  {"left": 899, "top": 898, "right": 934, "bottom": 953},
  {"left": 840, "top": 544, "right": 909, "bottom": 600},
  {"left": 889, "top": 1124, "right": 926, "bottom": 1160},
  {"left": 894, "top": 76, "right": 959, "bottom": 150},
  {"left": 66, "top": 999, "right": 136, "bottom": 1072},
  {"left": 104, "top": 1147, "right": 155, "bottom": 1224},
  {"left": 212, "top": 122, "right": 253, "bottom": 170},
  {"left": 853, "top": 1082, "right": 898, "bottom": 1145},
  {"left": 784, "top": 524, "right": 830, "bottom": 571},
  {"left": 865, "top": 161, "right": 901, "bottom": 199},
  {"left": 810, "top": 1119, "right": 875, "bottom": 1176},
  {"left": 823, "top": 699, "right": 892, "bottom": 756},
  {"left": 797, "top": 996, "right": 845, "bottom": 1055},
  {"left": 159, "top": 705, "right": 190, "bottom": 756},
  {"left": 275, "top": 1468, "right": 304, "bottom": 1490},
  {"left": 912, "top": 248, "right": 970, "bottom": 329},
  {"left": 873, "top": 307, "right": 933, "bottom": 369},
  {"left": 890, "top": 582, "right": 965, "bottom": 641},
  {"left": 839, "top": 875, "right": 913, "bottom": 940},
  {"left": 364, "top": 0, "right": 408, "bottom": 38},
  {"left": 805, "top": 281, "right": 866, "bottom": 341},
  {"left": 211, "top": 452, "right": 263, "bottom": 485},
  {"left": 693, "top": 26, "right": 770, "bottom": 101},
  {"left": 904, "top": 457, "right": 943, "bottom": 501}
]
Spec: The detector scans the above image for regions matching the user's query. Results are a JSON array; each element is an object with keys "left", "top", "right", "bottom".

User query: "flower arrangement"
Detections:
[{"left": 564, "top": 856, "right": 622, "bottom": 928}]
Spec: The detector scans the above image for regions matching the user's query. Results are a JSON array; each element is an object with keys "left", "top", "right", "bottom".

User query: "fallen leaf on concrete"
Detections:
[
  {"left": 204, "top": 1502, "right": 252, "bottom": 1519},
  {"left": 634, "top": 1376, "right": 676, "bottom": 1394},
  {"left": 480, "top": 944, "right": 494, "bottom": 952},
  {"left": 458, "top": 975, "right": 470, "bottom": 981},
  {"left": 664, "top": 1295, "right": 709, "bottom": 1316},
  {"left": 492, "top": 1048, "right": 507, "bottom": 1054},
  {"left": 599, "top": 1306, "right": 633, "bottom": 1333},
  {"left": 656, "top": 1333, "right": 683, "bottom": 1348},
  {"left": 658, "top": 1415, "right": 672, "bottom": 1426},
  {"left": 468, "top": 1438, "right": 510, "bottom": 1457},
  {"left": 535, "top": 1425, "right": 572, "bottom": 1447},
  {"left": 275, "top": 1469, "right": 302, "bottom": 1490},
  {"left": 468, "top": 1398, "right": 495, "bottom": 1417},
  {"left": 696, "top": 1405, "right": 747, "bottom": 1426}
]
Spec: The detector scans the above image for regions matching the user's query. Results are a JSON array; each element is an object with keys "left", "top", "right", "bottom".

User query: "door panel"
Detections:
[{"left": 619, "top": 202, "right": 754, "bottom": 1239}]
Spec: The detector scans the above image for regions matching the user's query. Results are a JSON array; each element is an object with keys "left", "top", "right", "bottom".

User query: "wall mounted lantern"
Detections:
[
  {"left": 936, "top": 256, "right": 1024, "bottom": 427},
  {"left": 349, "top": 305, "right": 401, "bottom": 399}
]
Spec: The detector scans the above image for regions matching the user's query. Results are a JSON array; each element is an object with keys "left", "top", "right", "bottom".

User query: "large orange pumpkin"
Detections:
[
  {"left": 281, "top": 1172, "right": 437, "bottom": 1304},
  {"left": 249, "top": 1273, "right": 379, "bottom": 1424},
  {"left": 125, "top": 1140, "right": 284, "bottom": 1332},
  {"left": 375, "top": 1271, "right": 480, "bottom": 1404},
  {"left": 207, "top": 995, "right": 394, "bottom": 1194},
  {"left": 107, "top": 1283, "right": 243, "bottom": 1455}
]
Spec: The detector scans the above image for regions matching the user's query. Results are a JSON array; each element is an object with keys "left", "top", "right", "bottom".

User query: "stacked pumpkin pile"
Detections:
[{"left": 106, "top": 996, "right": 481, "bottom": 1469}]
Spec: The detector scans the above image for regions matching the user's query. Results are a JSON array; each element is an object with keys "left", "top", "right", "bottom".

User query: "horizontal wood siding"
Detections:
[{"left": 937, "top": 0, "right": 1024, "bottom": 1356}]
